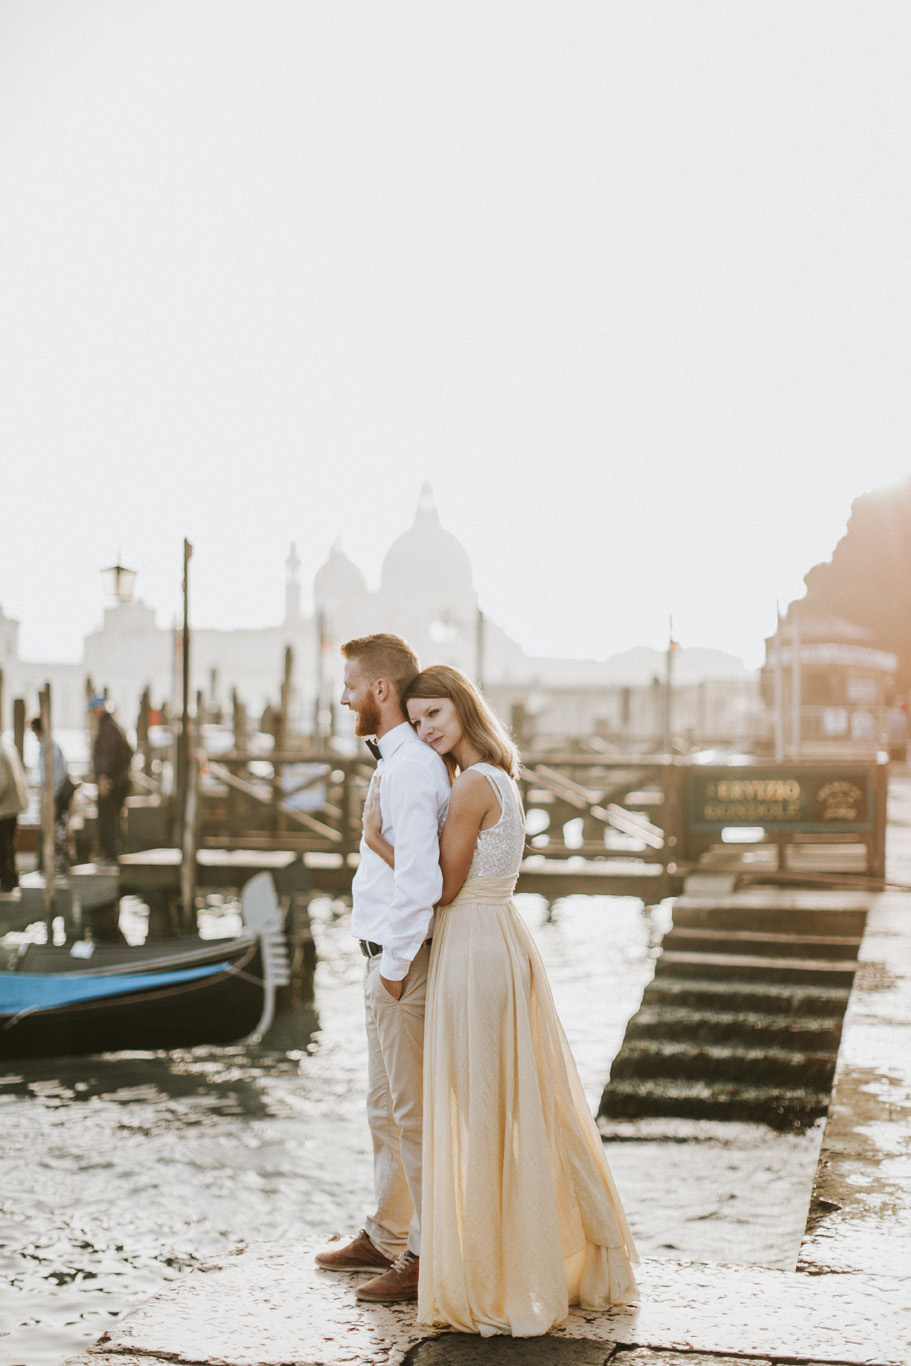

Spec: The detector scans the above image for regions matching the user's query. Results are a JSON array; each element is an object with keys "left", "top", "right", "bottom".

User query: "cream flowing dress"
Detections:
[{"left": 418, "top": 763, "right": 639, "bottom": 1337}]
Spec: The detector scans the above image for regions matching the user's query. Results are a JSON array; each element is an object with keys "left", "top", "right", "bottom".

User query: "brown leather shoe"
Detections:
[
  {"left": 355, "top": 1250, "right": 419, "bottom": 1302},
  {"left": 315, "top": 1229, "right": 393, "bottom": 1273}
]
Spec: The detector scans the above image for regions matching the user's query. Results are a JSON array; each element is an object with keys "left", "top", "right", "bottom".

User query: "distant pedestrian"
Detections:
[
  {"left": 0, "top": 737, "right": 29, "bottom": 892},
  {"left": 89, "top": 695, "right": 133, "bottom": 864},
  {"left": 30, "top": 716, "right": 76, "bottom": 874}
]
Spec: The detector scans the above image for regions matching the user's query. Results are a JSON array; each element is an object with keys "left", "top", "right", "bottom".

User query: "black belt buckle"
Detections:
[{"left": 360, "top": 938, "right": 431, "bottom": 958}]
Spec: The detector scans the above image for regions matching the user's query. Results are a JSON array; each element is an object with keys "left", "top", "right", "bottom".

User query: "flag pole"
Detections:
[
  {"left": 663, "top": 616, "right": 675, "bottom": 755},
  {"left": 773, "top": 601, "right": 785, "bottom": 762}
]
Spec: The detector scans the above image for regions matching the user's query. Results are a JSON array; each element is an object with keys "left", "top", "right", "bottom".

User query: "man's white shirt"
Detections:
[{"left": 351, "top": 721, "right": 451, "bottom": 981}]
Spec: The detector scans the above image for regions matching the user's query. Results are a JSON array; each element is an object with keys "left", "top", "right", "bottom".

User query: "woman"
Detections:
[{"left": 364, "top": 664, "right": 638, "bottom": 1337}]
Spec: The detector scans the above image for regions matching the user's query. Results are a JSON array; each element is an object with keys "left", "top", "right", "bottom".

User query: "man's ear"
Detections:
[{"left": 374, "top": 677, "right": 390, "bottom": 703}]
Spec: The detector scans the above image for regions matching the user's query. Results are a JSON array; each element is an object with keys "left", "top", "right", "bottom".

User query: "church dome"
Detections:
[
  {"left": 314, "top": 540, "right": 367, "bottom": 608},
  {"left": 380, "top": 484, "right": 475, "bottom": 600}
]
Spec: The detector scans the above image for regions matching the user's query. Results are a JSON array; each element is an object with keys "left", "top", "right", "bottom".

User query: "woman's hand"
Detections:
[
  {"left": 364, "top": 778, "right": 395, "bottom": 869},
  {"left": 364, "top": 778, "right": 383, "bottom": 842}
]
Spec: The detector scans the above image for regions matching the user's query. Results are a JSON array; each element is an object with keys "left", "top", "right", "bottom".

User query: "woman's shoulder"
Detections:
[
  {"left": 468, "top": 761, "right": 514, "bottom": 784},
  {"left": 450, "top": 765, "right": 501, "bottom": 801},
  {"left": 457, "top": 761, "right": 507, "bottom": 781}
]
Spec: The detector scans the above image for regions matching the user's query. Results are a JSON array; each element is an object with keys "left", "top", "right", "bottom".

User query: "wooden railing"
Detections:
[
  {"left": 194, "top": 751, "right": 373, "bottom": 854},
  {"left": 125, "top": 746, "right": 889, "bottom": 893}
]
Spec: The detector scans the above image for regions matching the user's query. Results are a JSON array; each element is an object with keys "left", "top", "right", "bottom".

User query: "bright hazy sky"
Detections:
[{"left": 2, "top": 2, "right": 909, "bottom": 670}]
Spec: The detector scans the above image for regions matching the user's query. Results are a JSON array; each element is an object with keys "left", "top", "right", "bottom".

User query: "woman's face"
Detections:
[{"left": 406, "top": 696, "right": 463, "bottom": 756}]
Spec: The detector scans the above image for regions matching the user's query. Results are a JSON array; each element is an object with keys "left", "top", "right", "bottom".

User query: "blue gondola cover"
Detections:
[{"left": 0, "top": 962, "right": 231, "bottom": 1014}]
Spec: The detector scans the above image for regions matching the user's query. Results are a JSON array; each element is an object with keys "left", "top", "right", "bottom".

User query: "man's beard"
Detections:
[{"left": 353, "top": 696, "right": 382, "bottom": 738}]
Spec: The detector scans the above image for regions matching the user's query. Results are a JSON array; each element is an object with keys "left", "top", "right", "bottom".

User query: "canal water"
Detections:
[{"left": 0, "top": 891, "right": 821, "bottom": 1366}]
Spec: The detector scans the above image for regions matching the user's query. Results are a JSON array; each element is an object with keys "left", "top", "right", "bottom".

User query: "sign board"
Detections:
[{"left": 685, "top": 765, "right": 874, "bottom": 834}]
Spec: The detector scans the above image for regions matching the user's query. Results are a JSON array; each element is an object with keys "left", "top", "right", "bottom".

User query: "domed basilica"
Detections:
[
  {"left": 314, "top": 483, "right": 508, "bottom": 681},
  {"left": 1, "top": 485, "right": 527, "bottom": 730}
]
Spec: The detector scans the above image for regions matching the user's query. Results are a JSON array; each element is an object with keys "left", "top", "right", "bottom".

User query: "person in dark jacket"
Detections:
[{"left": 89, "top": 695, "right": 133, "bottom": 863}]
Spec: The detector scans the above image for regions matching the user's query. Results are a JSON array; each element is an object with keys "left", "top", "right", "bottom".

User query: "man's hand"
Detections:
[{"left": 380, "top": 974, "right": 404, "bottom": 1001}]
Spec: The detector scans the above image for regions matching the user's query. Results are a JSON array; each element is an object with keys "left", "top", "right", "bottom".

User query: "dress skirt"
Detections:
[{"left": 418, "top": 876, "right": 639, "bottom": 1337}]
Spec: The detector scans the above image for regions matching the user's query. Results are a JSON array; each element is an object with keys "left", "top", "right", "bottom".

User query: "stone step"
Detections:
[
  {"left": 642, "top": 972, "right": 852, "bottom": 1015},
  {"left": 671, "top": 901, "right": 868, "bottom": 936},
  {"left": 655, "top": 948, "right": 859, "bottom": 986},
  {"left": 625, "top": 1004, "right": 845, "bottom": 1050},
  {"left": 598, "top": 1076, "right": 830, "bottom": 1129},
  {"left": 610, "top": 1040, "right": 837, "bottom": 1087},
  {"left": 663, "top": 925, "right": 862, "bottom": 960},
  {"left": 643, "top": 973, "right": 851, "bottom": 1016}
]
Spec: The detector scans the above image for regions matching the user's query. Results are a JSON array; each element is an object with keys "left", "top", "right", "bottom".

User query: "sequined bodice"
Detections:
[{"left": 465, "top": 763, "right": 526, "bottom": 880}]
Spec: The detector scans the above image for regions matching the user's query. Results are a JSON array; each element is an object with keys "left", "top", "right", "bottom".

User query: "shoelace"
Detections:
[{"left": 391, "top": 1250, "right": 418, "bottom": 1273}]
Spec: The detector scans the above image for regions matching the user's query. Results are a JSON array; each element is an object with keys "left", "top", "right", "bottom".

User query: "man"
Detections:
[
  {"left": 315, "top": 634, "right": 450, "bottom": 1304},
  {"left": 89, "top": 694, "right": 133, "bottom": 864},
  {"left": 0, "top": 736, "right": 28, "bottom": 892},
  {"left": 30, "top": 716, "right": 75, "bottom": 874}
]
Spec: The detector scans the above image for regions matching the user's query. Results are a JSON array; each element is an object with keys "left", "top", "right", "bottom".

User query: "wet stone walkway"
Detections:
[
  {"left": 65, "top": 872, "right": 911, "bottom": 1365},
  {"left": 61, "top": 1244, "right": 906, "bottom": 1364}
]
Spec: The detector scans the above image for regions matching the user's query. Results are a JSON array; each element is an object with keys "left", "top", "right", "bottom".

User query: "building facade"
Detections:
[{"left": 2, "top": 485, "right": 758, "bottom": 747}]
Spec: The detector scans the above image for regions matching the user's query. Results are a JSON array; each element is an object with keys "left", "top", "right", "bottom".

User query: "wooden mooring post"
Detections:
[
  {"left": 12, "top": 697, "right": 26, "bottom": 761},
  {"left": 39, "top": 684, "right": 55, "bottom": 939}
]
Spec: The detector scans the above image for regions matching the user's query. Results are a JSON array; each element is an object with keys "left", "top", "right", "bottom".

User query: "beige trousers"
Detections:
[{"left": 363, "top": 941, "right": 429, "bottom": 1259}]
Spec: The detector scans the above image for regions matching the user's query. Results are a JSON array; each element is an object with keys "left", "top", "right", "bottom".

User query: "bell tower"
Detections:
[{"left": 285, "top": 543, "right": 302, "bottom": 623}]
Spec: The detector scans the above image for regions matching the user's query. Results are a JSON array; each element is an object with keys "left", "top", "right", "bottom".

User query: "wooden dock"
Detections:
[{"left": 116, "top": 847, "right": 673, "bottom": 903}]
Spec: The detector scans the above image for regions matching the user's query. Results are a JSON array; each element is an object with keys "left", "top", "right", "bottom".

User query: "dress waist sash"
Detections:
[{"left": 445, "top": 875, "right": 518, "bottom": 907}]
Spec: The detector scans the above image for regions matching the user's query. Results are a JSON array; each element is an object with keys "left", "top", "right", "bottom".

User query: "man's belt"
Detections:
[{"left": 359, "top": 938, "right": 432, "bottom": 958}]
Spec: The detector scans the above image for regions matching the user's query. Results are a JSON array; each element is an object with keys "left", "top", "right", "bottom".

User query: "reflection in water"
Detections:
[
  {"left": 0, "top": 917, "right": 330, "bottom": 1366},
  {"left": 1, "top": 892, "right": 816, "bottom": 1366}
]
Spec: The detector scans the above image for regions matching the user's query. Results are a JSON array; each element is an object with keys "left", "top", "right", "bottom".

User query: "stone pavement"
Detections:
[
  {"left": 799, "top": 889, "right": 911, "bottom": 1278},
  {"left": 64, "top": 874, "right": 911, "bottom": 1366},
  {"left": 63, "top": 1243, "right": 906, "bottom": 1365}
]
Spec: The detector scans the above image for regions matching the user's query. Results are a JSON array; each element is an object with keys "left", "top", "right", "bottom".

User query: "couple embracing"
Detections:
[{"left": 316, "top": 633, "right": 638, "bottom": 1338}]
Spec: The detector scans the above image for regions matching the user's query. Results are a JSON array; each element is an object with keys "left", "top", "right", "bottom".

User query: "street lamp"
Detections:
[{"left": 101, "top": 557, "right": 136, "bottom": 605}]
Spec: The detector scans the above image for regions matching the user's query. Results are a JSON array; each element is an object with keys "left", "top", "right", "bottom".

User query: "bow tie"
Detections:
[{"left": 365, "top": 738, "right": 382, "bottom": 762}]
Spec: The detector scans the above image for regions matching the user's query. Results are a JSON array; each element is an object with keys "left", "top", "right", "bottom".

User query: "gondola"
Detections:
[{"left": 0, "top": 872, "right": 289, "bottom": 1060}]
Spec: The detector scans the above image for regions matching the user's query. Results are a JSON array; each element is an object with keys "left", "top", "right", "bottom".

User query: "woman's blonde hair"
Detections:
[{"left": 403, "top": 665, "right": 520, "bottom": 779}]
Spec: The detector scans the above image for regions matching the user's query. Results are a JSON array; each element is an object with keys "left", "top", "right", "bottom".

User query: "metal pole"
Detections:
[
  {"left": 772, "top": 602, "right": 785, "bottom": 762},
  {"left": 790, "top": 608, "right": 802, "bottom": 759},
  {"left": 314, "top": 609, "right": 325, "bottom": 739},
  {"left": 662, "top": 618, "right": 675, "bottom": 755}
]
